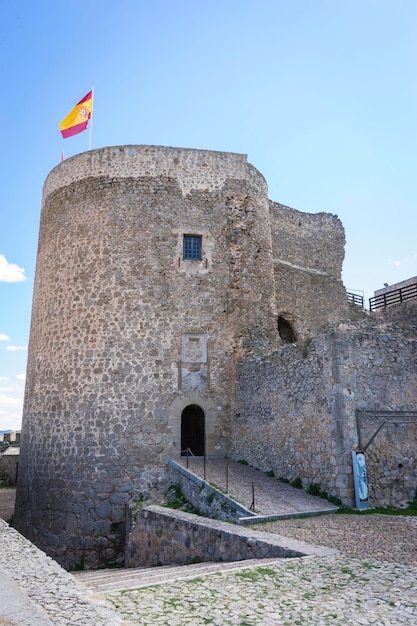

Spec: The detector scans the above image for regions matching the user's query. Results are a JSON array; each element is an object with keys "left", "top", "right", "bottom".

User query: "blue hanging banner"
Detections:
[{"left": 352, "top": 450, "right": 369, "bottom": 509}]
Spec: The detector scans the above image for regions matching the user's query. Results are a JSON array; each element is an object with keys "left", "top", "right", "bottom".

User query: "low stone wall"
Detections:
[
  {"left": 167, "top": 460, "right": 255, "bottom": 522},
  {"left": 0, "top": 449, "right": 19, "bottom": 486},
  {"left": 125, "top": 504, "right": 334, "bottom": 568},
  {"left": 378, "top": 298, "right": 417, "bottom": 328}
]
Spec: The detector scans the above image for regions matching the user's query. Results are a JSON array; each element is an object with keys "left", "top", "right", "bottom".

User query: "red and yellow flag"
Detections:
[{"left": 58, "top": 90, "right": 93, "bottom": 138}]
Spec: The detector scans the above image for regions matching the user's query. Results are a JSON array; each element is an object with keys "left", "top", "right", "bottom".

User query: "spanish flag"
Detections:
[{"left": 58, "top": 90, "right": 93, "bottom": 138}]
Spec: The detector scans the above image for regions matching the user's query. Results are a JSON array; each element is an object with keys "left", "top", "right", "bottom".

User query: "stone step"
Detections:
[{"left": 73, "top": 558, "right": 282, "bottom": 594}]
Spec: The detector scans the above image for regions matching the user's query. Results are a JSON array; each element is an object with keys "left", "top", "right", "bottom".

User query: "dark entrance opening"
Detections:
[
  {"left": 278, "top": 316, "right": 297, "bottom": 343},
  {"left": 181, "top": 404, "right": 205, "bottom": 456}
]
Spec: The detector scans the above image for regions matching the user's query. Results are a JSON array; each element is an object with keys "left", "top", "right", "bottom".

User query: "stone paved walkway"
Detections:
[
  {"left": 0, "top": 520, "right": 125, "bottom": 625},
  {"left": 76, "top": 509, "right": 417, "bottom": 625},
  {"left": 179, "top": 457, "right": 339, "bottom": 517},
  {"left": 2, "top": 484, "right": 417, "bottom": 625},
  {"left": 99, "top": 490, "right": 417, "bottom": 626}
]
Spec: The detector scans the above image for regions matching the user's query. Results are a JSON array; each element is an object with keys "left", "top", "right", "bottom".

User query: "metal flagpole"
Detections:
[{"left": 88, "top": 86, "right": 94, "bottom": 150}]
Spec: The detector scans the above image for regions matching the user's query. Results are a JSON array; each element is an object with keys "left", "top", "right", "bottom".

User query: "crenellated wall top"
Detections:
[{"left": 43, "top": 144, "right": 268, "bottom": 201}]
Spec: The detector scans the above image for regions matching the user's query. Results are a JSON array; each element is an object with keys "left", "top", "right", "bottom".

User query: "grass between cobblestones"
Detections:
[{"left": 105, "top": 555, "right": 417, "bottom": 625}]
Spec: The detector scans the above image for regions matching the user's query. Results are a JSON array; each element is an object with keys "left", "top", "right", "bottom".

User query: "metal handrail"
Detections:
[
  {"left": 369, "top": 283, "right": 417, "bottom": 311},
  {"left": 178, "top": 454, "right": 257, "bottom": 512},
  {"left": 347, "top": 292, "right": 364, "bottom": 308}
]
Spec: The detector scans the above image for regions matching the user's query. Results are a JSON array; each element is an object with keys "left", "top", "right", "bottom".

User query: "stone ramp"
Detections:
[
  {"left": 0, "top": 570, "right": 55, "bottom": 625},
  {"left": 73, "top": 557, "right": 295, "bottom": 595},
  {"left": 180, "top": 457, "right": 339, "bottom": 518},
  {"left": 0, "top": 520, "right": 126, "bottom": 625}
]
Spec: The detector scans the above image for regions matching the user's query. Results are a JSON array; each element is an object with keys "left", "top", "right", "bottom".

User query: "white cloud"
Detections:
[
  {"left": 0, "top": 393, "right": 23, "bottom": 431},
  {"left": 0, "top": 377, "right": 10, "bottom": 382},
  {"left": 0, "top": 334, "right": 10, "bottom": 341},
  {"left": 387, "top": 257, "right": 403, "bottom": 267},
  {"left": 0, "top": 254, "right": 26, "bottom": 282},
  {"left": 6, "top": 345, "right": 27, "bottom": 352},
  {"left": 0, "top": 396, "right": 22, "bottom": 408},
  {"left": 16, "top": 373, "right": 26, "bottom": 381}
]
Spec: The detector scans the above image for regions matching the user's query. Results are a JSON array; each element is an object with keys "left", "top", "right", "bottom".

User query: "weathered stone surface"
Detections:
[
  {"left": 17, "top": 146, "right": 295, "bottom": 568},
  {"left": 125, "top": 504, "right": 333, "bottom": 568},
  {"left": 14, "top": 144, "right": 416, "bottom": 570},
  {"left": 233, "top": 317, "right": 417, "bottom": 507}
]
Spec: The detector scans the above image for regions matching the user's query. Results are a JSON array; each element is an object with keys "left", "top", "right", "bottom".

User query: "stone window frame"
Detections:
[
  {"left": 174, "top": 228, "right": 212, "bottom": 273},
  {"left": 183, "top": 234, "right": 202, "bottom": 260}
]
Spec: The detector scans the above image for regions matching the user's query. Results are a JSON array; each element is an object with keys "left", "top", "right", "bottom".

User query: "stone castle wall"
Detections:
[
  {"left": 376, "top": 298, "right": 417, "bottom": 328},
  {"left": 270, "top": 202, "right": 348, "bottom": 339},
  {"left": 15, "top": 144, "right": 352, "bottom": 569},
  {"left": 233, "top": 339, "right": 338, "bottom": 495},
  {"left": 15, "top": 146, "right": 284, "bottom": 568},
  {"left": 233, "top": 318, "right": 417, "bottom": 507}
]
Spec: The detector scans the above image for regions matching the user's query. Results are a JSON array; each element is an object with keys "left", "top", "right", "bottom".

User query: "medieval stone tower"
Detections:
[{"left": 15, "top": 145, "right": 348, "bottom": 568}]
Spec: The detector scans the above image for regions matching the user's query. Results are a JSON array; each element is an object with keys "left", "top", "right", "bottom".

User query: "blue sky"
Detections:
[{"left": 1, "top": 0, "right": 416, "bottom": 431}]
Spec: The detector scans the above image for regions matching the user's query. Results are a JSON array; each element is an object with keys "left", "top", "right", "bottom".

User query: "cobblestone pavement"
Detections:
[
  {"left": 106, "top": 552, "right": 417, "bottom": 625},
  {"left": 179, "top": 458, "right": 339, "bottom": 515},
  {"left": 2, "top": 486, "right": 417, "bottom": 625},
  {"left": 258, "top": 514, "right": 417, "bottom": 566},
  {"left": 0, "top": 521, "right": 126, "bottom": 625},
  {"left": 103, "top": 514, "right": 417, "bottom": 625}
]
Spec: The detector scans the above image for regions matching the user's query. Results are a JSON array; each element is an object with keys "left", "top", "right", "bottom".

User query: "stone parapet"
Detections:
[
  {"left": 167, "top": 459, "right": 255, "bottom": 522},
  {"left": 43, "top": 145, "right": 268, "bottom": 200},
  {"left": 125, "top": 504, "right": 335, "bottom": 568}
]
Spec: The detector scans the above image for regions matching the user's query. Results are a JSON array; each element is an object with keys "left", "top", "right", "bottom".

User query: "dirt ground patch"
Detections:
[{"left": 0, "top": 488, "right": 16, "bottom": 522}]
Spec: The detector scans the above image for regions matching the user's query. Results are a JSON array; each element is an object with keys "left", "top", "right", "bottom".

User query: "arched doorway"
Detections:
[{"left": 181, "top": 404, "right": 205, "bottom": 456}]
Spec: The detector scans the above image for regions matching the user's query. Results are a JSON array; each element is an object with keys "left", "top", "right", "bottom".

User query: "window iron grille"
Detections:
[{"left": 183, "top": 235, "right": 202, "bottom": 260}]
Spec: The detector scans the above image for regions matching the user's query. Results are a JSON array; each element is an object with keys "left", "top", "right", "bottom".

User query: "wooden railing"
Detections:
[
  {"left": 369, "top": 282, "right": 417, "bottom": 311},
  {"left": 347, "top": 292, "right": 364, "bottom": 308}
]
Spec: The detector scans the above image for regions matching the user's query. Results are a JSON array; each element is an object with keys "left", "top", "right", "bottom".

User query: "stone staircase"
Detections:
[
  {"left": 74, "top": 459, "right": 339, "bottom": 597},
  {"left": 73, "top": 558, "right": 283, "bottom": 595}
]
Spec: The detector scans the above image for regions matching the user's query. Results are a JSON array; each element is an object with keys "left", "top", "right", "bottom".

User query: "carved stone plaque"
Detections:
[{"left": 182, "top": 333, "right": 207, "bottom": 363}]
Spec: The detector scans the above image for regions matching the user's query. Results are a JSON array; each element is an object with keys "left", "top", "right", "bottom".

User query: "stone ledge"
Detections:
[
  {"left": 125, "top": 504, "right": 337, "bottom": 568},
  {"left": 0, "top": 520, "right": 124, "bottom": 625},
  {"left": 43, "top": 144, "right": 267, "bottom": 200},
  {"left": 168, "top": 459, "right": 256, "bottom": 521}
]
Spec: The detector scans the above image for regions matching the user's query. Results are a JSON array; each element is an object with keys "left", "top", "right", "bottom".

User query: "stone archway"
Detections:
[{"left": 181, "top": 404, "right": 205, "bottom": 456}]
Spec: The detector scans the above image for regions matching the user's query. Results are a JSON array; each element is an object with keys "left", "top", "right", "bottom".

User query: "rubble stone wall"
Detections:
[
  {"left": 15, "top": 146, "right": 281, "bottom": 569},
  {"left": 15, "top": 144, "right": 351, "bottom": 569},
  {"left": 377, "top": 298, "right": 417, "bottom": 328},
  {"left": 270, "top": 202, "right": 349, "bottom": 339},
  {"left": 125, "top": 505, "right": 311, "bottom": 568},
  {"left": 233, "top": 318, "right": 417, "bottom": 507}
]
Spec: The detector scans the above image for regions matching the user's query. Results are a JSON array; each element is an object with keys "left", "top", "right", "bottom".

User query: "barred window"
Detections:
[{"left": 183, "top": 235, "right": 202, "bottom": 260}]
